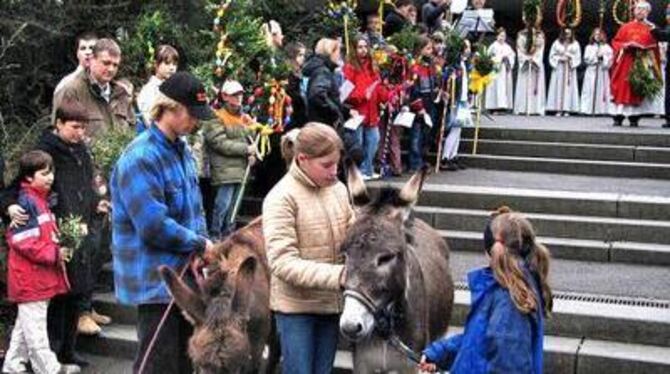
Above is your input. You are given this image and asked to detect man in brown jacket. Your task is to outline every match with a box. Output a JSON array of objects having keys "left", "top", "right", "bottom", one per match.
[{"left": 52, "top": 38, "right": 135, "bottom": 140}]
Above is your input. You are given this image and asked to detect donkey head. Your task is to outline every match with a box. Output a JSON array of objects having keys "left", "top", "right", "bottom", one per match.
[
  {"left": 339, "top": 164, "right": 428, "bottom": 341},
  {"left": 159, "top": 245, "right": 257, "bottom": 374}
]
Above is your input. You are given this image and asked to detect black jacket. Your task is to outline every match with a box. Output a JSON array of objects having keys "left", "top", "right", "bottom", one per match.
[
  {"left": 422, "top": 1, "right": 449, "bottom": 32},
  {"left": 286, "top": 72, "right": 308, "bottom": 129},
  {"left": 303, "top": 54, "right": 344, "bottom": 126},
  {"left": 35, "top": 129, "right": 98, "bottom": 224},
  {"left": 384, "top": 9, "right": 409, "bottom": 37}
]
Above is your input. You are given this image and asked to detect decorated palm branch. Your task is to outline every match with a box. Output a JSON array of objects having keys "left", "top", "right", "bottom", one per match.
[
  {"left": 629, "top": 51, "right": 663, "bottom": 100},
  {"left": 522, "top": 0, "right": 543, "bottom": 54}
]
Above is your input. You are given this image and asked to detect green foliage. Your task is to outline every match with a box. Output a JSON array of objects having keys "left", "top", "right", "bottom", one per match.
[
  {"left": 90, "top": 127, "right": 136, "bottom": 178},
  {"left": 523, "top": 0, "right": 542, "bottom": 26},
  {"left": 473, "top": 44, "right": 496, "bottom": 76},
  {"left": 57, "top": 214, "right": 86, "bottom": 250},
  {"left": 387, "top": 26, "right": 421, "bottom": 55},
  {"left": 444, "top": 31, "right": 466, "bottom": 67},
  {"left": 629, "top": 54, "right": 663, "bottom": 101}
]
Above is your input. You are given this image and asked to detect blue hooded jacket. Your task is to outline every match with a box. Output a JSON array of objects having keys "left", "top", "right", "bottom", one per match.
[{"left": 423, "top": 266, "right": 545, "bottom": 374}]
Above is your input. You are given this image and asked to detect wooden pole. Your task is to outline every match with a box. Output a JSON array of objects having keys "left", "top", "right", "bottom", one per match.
[{"left": 473, "top": 94, "right": 483, "bottom": 155}]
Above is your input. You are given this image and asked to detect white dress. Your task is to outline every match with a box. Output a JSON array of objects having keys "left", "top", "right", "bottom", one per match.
[
  {"left": 485, "top": 41, "right": 516, "bottom": 110},
  {"left": 580, "top": 43, "right": 614, "bottom": 115},
  {"left": 514, "top": 30, "right": 546, "bottom": 115},
  {"left": 546, "top": 40, "right": 581, "bottom": 113}
]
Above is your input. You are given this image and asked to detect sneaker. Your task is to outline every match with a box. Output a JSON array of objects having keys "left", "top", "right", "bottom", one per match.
[
  {"left": 370, "top": 173, "right": 381, "bottom": 180},
  {"left": 77, "top": 314, "right": 101, "bottom": 336},
  {"left": 663, "top": 123, "right": 670, "bottom": 128},
  {"left": 361, "top": 175, "right": 372, "bottom": 181},
  {"left": 59, "top": 364, "right": 81, "bottom": 374},
  {"left": 91, "top": 309, "right": 112, "bottom": 325},
  {"left": 456, "top": 160, "right": 467, "bottom": 170}
]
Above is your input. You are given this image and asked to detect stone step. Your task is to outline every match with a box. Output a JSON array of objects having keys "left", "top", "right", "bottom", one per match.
[
  {"left": 247, "top": 181, "right": 670, "bottom": 223},
  {"left": 371, "top": 181, "right": 670, "bottom": 221},
  {"left": 462, "top": 127, "right": 670, "bottom": 147},
  {"left": 80, "top": 318, "right": 670, "bottom": 373},
  {"left": 441, "top": 229, "right": 670, "bottom": 266},
  {"left": 460, "top": 154, "right": 670, "bottom": 180},
  {"left": 415, "top": 206, "right": 670, "bottom": 246},
  {"left": 459, "top": 139, "right": 670, "bottom": 164}
]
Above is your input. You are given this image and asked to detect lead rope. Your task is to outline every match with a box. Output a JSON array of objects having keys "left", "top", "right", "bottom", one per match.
[{"left": 137, "top": 254, "right": 195, "bottom": 374}]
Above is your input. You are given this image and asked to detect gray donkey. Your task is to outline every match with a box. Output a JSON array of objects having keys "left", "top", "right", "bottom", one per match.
[{"left": 340, "top": 165, "right": 455, "bottom": 373}]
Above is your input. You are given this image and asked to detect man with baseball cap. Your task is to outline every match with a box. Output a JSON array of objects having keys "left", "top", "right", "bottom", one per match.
[{"left": 110, "top": 71, "right": 214, "bottom": 373}]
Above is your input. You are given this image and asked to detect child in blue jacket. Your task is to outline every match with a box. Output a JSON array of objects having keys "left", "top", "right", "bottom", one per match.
[{"left": 419, "top": 209, "right": 553, "bottom": 373}]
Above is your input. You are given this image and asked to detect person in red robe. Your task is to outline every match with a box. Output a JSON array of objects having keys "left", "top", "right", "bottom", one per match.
[{"left": 610, "top": 0, "right": 661, "bottom": 127}]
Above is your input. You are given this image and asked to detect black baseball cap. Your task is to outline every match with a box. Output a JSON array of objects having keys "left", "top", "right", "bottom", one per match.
[{"left": 159, "top": 71, "right": 213, "bottom": 120}]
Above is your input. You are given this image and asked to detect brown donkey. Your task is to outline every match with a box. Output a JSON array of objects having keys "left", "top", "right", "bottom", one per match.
[
  {"left": 159, "top": 218, "right": 274, "bottom": 374},
  {"left": 340, "top": 165, "right": 455, "bottom": 373}
]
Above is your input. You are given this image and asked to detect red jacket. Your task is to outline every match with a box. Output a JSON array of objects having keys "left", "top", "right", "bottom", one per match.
[
  {"left": 5, "top": 183, "right": 69, "bottom": 303},
  {"left": 343, "top": 58, "right": 389, "bottom": 127}
]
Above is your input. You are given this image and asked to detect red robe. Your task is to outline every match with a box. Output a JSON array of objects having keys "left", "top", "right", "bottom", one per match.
[{"left": 610, "top": 21, "right": 661, "bottom": 106}]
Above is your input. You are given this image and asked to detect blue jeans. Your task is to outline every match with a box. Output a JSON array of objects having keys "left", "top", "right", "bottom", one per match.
[
  {"left": 408, "top": 120, "right": 424, "bottom": 171},
  {"left": 210, "top": 183, "right": 240, "bottom": 239},
  {"left": 275, "top": 313, "right": 340, "bottom": 374},
  {"left": 355, "top": 126, "right": 380, "bottom": 176}
]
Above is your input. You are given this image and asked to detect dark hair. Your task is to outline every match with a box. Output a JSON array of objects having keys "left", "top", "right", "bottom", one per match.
[
  {"left": 496, "top": 27, "right": 507, "bottom": 36},
  {"left": 75, "top": 31, "right": 98, "bottom": 51},
  {"left": 414, "top": 35, "right": 432, "bottom": 55},
  {"left": 93, "top": 38, "right": 121, "bottom": 57},
  {"left": 155, "top": 44, "right": 179, "bottom": 66},
  {"left": 18, "top": 150, "right": 53, "bottom": 182},
  {"left": 395, "top": 0, "right": 413, "bottom": 8},
  {"left": 55, "top": 98, "right": 89, "bottom": 123},
  {"left": 560, "top": 28, "right": 574, "bottom": 43},
  {"left": 285, "top": 41, "right": 306, "bottom": 61},
  {"left": 589, "top": 28, "right": 608, "bottom": 43}
]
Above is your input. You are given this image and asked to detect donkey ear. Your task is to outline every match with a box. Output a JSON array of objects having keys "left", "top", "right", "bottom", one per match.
[
  {"left": 398, "top": 165, "right": 429, "bottom": 207},
  {"left": 347, "top": 160, "right": 370, "bottom": 206},
  {"left": 159, "top": 265, "right": 206, "bottom": 326},
  {"left": 232, "top": 256, "right": 257, "bottom": 315}
]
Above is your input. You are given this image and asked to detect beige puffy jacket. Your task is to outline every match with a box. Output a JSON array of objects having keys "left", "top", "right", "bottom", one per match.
[{"left": 263, "top": 162, "right": 353, "bottom": 314}]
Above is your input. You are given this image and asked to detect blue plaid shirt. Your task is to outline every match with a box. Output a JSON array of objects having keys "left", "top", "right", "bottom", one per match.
[{"left": 110, "top": 125, "right": 207, "bottom": 305}]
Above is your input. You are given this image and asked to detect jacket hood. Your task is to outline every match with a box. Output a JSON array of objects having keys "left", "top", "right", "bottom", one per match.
[
  {"left": 467, "top": 267, "right": 500, "bottom": 307},
  {"left": 303, "top": 54, "right": 338, "bottom": 77}
]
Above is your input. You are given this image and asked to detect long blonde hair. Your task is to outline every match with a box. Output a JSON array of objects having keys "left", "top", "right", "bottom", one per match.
[{"left": 489, "top": 212, "right": 553, "bottom": 316}]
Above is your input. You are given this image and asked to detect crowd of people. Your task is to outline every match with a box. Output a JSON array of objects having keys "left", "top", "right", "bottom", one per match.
[{"left": 1, "top": 0, "right": 668, "bottom": 373}]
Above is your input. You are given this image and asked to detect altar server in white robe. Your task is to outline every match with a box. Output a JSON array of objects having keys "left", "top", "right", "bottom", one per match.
[
  {"left": 580, "top": 28, "right": 615, "bottom": 116},
  {"left": 653, "top": 42, "right": 668, "bottom": 116},
  {"left": 547, "top": 28, "right": 582, "bottom": 116},
  {"left": 486, "top": 28, "right": 516, "bottom": 112},
  {"left": 514, "top": 28, "right": 546, "bottom": 115}
]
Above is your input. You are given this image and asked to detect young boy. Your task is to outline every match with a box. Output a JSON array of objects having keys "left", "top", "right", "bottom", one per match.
[
  {"left": 2, "top": 150, "right": 80, "bottom": 374},
  {"left": 204, "top": 80, "right": 256, "bottom": 239}
]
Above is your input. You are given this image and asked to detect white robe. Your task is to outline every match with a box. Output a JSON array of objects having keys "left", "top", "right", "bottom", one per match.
[
  {"left": 653, "top": 42, "right": 667, "bottom": 115},
  {"left": 485, "top": 41, "right": 516, "bottom": 110},
  {"left": 546, "top": 40, "right": 581, "bottom": 113},
  {"left": 580, "top": 43, "right": 614, "bottom": 115},
  {"left": 514, "top": 30, "right": 546, "bottom": 115}
]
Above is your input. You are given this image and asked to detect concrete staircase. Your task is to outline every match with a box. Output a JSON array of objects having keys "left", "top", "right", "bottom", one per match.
[{"left": 79, "top": 119, "right": 670, "bottom": 373}]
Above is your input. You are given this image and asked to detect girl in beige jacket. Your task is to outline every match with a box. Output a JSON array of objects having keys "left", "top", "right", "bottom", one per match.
[{"left": 263, "top": 123, "right": 353, "bottom": 374}]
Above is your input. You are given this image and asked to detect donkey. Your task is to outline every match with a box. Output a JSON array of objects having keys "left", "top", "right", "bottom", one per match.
[
  {"left": 159, "top": 218, "right": 274, "bottom": 374},
  {"left": 340, "top": 166, "right": 455, "bottom": 373}
]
